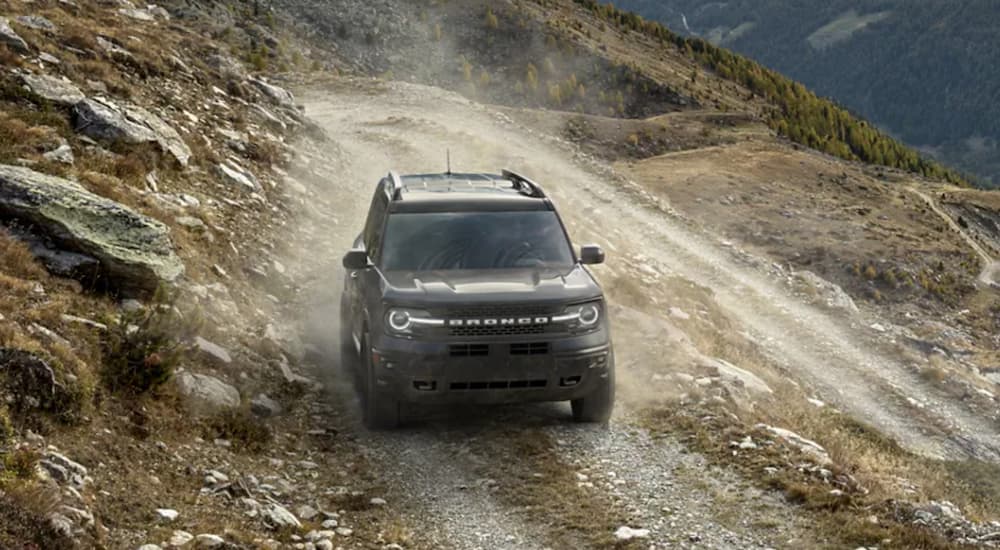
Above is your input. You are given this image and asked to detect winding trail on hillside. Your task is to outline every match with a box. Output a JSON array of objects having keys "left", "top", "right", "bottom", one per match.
[
  {"left": 287, "top": 79, "right": 1000, "bottom": 546},
  {"left": 907, "top": 187, "right": 999, "bottom": 286}
]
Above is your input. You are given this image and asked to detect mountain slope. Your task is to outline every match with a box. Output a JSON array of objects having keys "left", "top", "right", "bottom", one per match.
[{"left": 613, "top": 0, "right": 1000, "bottom": 188}]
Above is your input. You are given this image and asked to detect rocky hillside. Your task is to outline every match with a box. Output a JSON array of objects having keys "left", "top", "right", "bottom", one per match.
[
  {"left": 613, "top": 0, "right": 1000, "bottom": 188},
  {"left": 0, "top": 1, "right": 397, "bottom": 547}
]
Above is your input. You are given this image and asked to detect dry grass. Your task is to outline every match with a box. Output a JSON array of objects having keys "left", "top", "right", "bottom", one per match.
[
  {"left": 204, "top": 408, "right": 273, "bottom": 453},
  {"left": 0, "top": 230, "right": 47, "bottom": 281},
  {"left": 642, "top": 396, "right": 996, "bottom": 549},
  {"left": 0, "top": 480, "right": 66, "bottom": 548}
]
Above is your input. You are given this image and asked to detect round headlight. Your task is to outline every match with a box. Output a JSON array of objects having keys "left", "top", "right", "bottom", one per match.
[
  {"left": 388, "top": 309, "right": 411, "bottom": 331},
  {"left": 579, "top": 304, "right": 600, "bottom": 326}
]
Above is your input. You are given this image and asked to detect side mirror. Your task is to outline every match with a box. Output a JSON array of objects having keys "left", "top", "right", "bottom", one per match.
[
  {"left": 579, "top": 245, "right": 605, "bottom": 265},
  {"left": 343, "top": 249, "right": 371, "bottom": 270}
]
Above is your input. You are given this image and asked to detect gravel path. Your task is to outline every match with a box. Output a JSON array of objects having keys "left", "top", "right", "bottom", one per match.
[{"left": 284, "top": 78, "right": 1000, "bottom": 547}]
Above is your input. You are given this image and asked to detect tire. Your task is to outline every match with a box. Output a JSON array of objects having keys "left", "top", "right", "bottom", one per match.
[
  {"left": 571, "top": 353, "right": 615, "bottom": 423},
  {"left": 360, "top": 333, "right": 401, "bottom": 430},
  {"left": 339, "top": 323, "right": 356, "bottom": 373}
]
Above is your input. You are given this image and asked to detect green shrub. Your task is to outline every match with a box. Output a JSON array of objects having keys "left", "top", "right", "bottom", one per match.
[
  {"left": 100, "top": 290, "right": 200, "bottom": 395},
  {"left": 206, "top": 408, "right": 272, "bottom": 453}
]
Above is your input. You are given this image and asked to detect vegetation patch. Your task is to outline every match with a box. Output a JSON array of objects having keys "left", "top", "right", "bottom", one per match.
[
  {"left": 640, "top": 401, "right": 994, "bottom": 549},
  {"left": 100, "top": 291, "right": 200, "bottom": 396}
]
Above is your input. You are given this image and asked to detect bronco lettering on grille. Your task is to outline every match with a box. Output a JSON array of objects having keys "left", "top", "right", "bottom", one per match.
[{"left": 447, "top": 317, "right": 550, "bottom": 327}]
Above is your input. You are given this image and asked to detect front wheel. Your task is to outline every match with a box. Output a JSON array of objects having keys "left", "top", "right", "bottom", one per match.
[
  {"left": 360, "top": 333, "right": 401, "bottom": 430},
  {"left": 571, "top": 354, "right": 615, "bottom": 423}
]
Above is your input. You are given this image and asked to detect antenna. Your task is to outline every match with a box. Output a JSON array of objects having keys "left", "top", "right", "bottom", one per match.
[{"left": 446, "top": 149, "right": 452, "bottom": 175}]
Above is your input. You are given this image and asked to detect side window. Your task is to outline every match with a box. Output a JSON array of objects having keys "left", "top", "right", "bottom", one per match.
[{"left": 362, "top": 180, "right": 389, "bottom": 257}]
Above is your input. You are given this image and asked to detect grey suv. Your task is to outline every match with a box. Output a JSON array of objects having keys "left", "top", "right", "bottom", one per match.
[{"left": 340, "top": 170, "right": 614, "bottom": 428}]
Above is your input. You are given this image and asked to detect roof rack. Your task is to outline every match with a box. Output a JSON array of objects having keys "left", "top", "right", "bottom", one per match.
[
  {"left": 386, "top": 171, "right": 403, "bottom": 200},
  {"left": 501, "top": 169, "right": 546, "bottom": 198}
]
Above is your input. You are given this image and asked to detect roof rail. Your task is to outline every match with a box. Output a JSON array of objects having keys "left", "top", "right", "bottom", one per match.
[
  {"left": 386, "top": 171, "right": 403, "bottom": 200},
  {"left": 501, "top": 169, "right": 546, "bottom": 198}
]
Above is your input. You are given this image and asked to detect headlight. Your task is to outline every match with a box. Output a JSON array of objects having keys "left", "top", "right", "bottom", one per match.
[
  {"left": 553, "top": 301, "right": 603, "bottom": 332},
  {"left": 387, "top": 309, "right": 412, "bottom": 331},
  {"left": 385, "top": 308, "right": 443, "bottom": 335}
]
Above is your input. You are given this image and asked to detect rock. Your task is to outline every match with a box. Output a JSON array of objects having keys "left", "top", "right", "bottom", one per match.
[
  {"left": 0, "top": 18, "right": 29, "bottom": 53},
  {"left": 155, "top": 508, "right": 179, "bottom": 522},
  {"left": 793, "top": 270, "right": 859, "bottom": 314},
  {"left": 73, "top": 98, "right": 192, "bottom": 167},
  {"left": 148, "top": 6, "right": 171, "bottom": 20},
  {"left": 0, "top": 348, "right": 58, "bottom": 409},
  {"left": 370, "top": 497, "right": 387, "bottom": 506},
  {"left": 43, "top": 144, "right": 75, "bottom": 165},
  {"left": 315, "top": 541, "right": 333, "bottom": 550},
  {"left": 13, "top": 229, "right": 100, "bottom": 279},
  {"left": 169, "top": 531, "right": 194, "bottom": 546},
  {"left": 251, "top": 394, "right": 282, "bottom": 417},
  {"left": 262, "top": 503, "right": 301, "bottom": 530},
  {"left": 119, "top": 8, "right": 156, "bottom": 21},
  {"left": 216, "top": 161, "right": 259, "bottom": 191},
  {"left": 15, "top": 15, "right": 57, "bottom": 32},
  {"left": 194, "top": 534, "right": 225, "bottom": 548},
  {"left": 194, "top": 336, "right": 232, "bottom": 365},
  {"left": 207, "top": 53, "right": 246, "bottom": 79},
  {"left": 757, "top": 424, "right": 833, "bottom": 465},
  {"left": 702, "top": 358, "right": 773, "bottom": 396},
  {"left": 21, "top": 73, "right": 85, "bottom": 106},
  {"left": 174, "top": 372, "right": 240, "bottom": 416},
  {"left": 296, "top": 504, "right": 319, "bottom": 521},
  {"left": 249, "top": 77, "right": 296, "bottom": 109},
  {"left": 138, "top": 545, "right": 162, "bottom": 550},
  {"left": 41, "top": 451, "right": 88, "bottom": 489},
  {"left": 278, "top": 356, "right": 315, "bottom": 387},
  {"left": 38, "top": 52, "right": 60, "bottom": 65},
  {"left": 0, "top": 165, "right": 184, "bottom": 294},
  {"left": 48, "top": 512, "right": 74, "bottom": 538},
  {"left": 175, "top": 216, "right": 206, "bottom": 232},
  {"left": 614, "top": 526, "right": 650, "bottom": 540}
]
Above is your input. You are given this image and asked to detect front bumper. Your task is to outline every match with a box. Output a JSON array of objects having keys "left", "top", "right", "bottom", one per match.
[{"left": 369, "top": 331, "right": 613, "bottom": 404}]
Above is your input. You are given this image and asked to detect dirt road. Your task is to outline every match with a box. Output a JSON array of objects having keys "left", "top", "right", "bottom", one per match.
[{"left": 282, "top": 78, "right": 1000, "bottom": 547}]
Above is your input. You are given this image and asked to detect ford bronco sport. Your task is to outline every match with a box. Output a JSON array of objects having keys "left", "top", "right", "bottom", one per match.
[{"left": 340, "top": 170, "right": 614, "bottom": 428}]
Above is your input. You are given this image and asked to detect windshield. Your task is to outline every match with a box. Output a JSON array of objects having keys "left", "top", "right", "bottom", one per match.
[{"left": 380, "top": 211, "right": 575, "bottom": 271}]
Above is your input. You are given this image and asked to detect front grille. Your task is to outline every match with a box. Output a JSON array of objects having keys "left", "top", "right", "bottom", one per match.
[
  {"left": 450, "top": 379, "right": 547, "bottom": 391},
  {"left": 510, "top": 342, "right": 549, "bottom": 355},
  {"left": 449, "top": 344, "right": 489, "bottom": 357},
  {"left": 440, "top": 304, "right": 558, "bottom": 318},
  {"left": 449, "top": 324, "right": 548, "bottom": 337}
]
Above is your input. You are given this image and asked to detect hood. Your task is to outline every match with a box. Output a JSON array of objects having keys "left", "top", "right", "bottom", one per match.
[{"left": 380, "top": 266, "right": 602, "bottom": 306}]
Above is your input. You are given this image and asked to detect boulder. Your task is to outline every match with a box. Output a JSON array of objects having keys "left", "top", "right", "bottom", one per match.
[
  {"left": 792, "top": 270, "right": 859, "bottom": 314},
  {"left": 21, "top": 73, "right": 86, "bottom": 106},
  {"left": 14, "top": 15, "right": 57, "bottom": 32},
  {"left": 206, "top": 53, "right": 246, "bottom": 79},
  {"left": 119, "top": 8, "right": 156, "bottom": 22},
  {"left": 73, "top": 97, "right": 192, "bottom": 167},
  {"left": 250, "top": 394, "right": 282, "bottom": 417},
  {"left": 249, "top": 78, "right": 296, "bottom": 109},
  {"left": 0, "top": 164, "right": 184, "bottom": 295},
  {"left": 261, "top": 503, "right": 301, "bottom": 530},
  {"left": 43, "top": 143, "right": 76, "bottom": 165},
  {"left": 194, "top": 336, "right": 232, "bottom": 365},
  {"left": 174, "top": 372, "right": 240, "bottom": 416},
  {"left": 0, "top": 348, "right": 61, "bottom": 413},
  {"left": 757, "top": 424, "right": 833, "bottom": 465},
  {"left": 0, "top": 17, "right": 29, "bottom": 53},
  {"left": 216, "top": 161, "right": 259, "bottom": 191}
]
